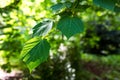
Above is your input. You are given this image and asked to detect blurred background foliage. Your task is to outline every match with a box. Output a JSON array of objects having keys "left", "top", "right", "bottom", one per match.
[{"left": 0, "top": 0, "right": 120, "bottom": 80}]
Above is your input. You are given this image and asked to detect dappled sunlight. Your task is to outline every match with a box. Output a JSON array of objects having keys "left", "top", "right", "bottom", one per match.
[{"left": 0, "top": 0, "right": 13, "bottom": 8}]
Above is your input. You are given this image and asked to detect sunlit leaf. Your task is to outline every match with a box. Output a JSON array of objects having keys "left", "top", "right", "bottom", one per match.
[
  {"left": 57, "top": 16, "right": 84, "bottom": 39},
  {"left": 20, "top": 37, "right": 50, "bottom": 72},
  {"left": 32, "top": 19, "right": 53, "bottom": 37}
]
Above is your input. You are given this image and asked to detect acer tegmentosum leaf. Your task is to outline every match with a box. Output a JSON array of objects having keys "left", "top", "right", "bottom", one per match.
[
  {"left": 32, "top": 19, "right": 53, "bottom": 37},
  {"left": 50, "top": 2, "right": 71, "bottom": 12},
  {"left": 51, "top": 3, "right": 65, "bottom": 12},
  {"left": 57, "top": 16, "right": 84, "bottom": 39},
  {"left": 93, "top": 0, "right": 116, "bottom": 11},
  {"left": 20, "top": 37, "right": 50, "bottom": 72}
]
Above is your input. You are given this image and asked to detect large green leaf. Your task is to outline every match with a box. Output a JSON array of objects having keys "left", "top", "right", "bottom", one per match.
[
  {"left": 32, "top": 19, "right": 53, "bottom": 37},
  {"left": 20, "top": 37, "right": 50, "bottom": 72},
  {"left": 93, "top": 0, "right": 116, "bottom": 11},
  {"left": 57, "top": 16, "right": 84, "bottom": 39}
]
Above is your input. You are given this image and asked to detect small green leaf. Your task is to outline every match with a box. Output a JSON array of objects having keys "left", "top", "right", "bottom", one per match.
[
  {"left": 57, "top": 16, "right": 84, "bottom": 39},
  {"left": 93, "top": 0, "right": 116, "bottom": 11},
  {"left": 32, "top": 19, "right": 53, "bottom": 37},
  {"left": 51, "top": 3, "right": 64, "bottom": 12},
  {"left": 20, "top": 37, "right": 50, "bottom": 72},
  {"left": 64, "top": 2, "right": 72, "bottom": 8},
  {"left": 50, "top": 2, "right": 72, "bottom": 12}
]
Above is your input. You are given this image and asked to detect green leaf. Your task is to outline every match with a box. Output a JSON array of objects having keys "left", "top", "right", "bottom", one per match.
[
  {"left": 32, "top": 19, "right": 53, "bottom": 37},
  {"left": 50, "top": 2, "right": 72, "bottom": 12},
  {"left": 57, "top": 16, "right": 84, "bottom": 39},
  {"left": 64, "top": 2, "right": 72, "bottom": 8},
  {"left": 20, "top": 37, "right": 50, "bottom": 72},
  {"left": 93, "top": 0, "right": 116, "bottom": 11},
  {"left": 51, "top": 3, "right": 64, "bottom": 12}
]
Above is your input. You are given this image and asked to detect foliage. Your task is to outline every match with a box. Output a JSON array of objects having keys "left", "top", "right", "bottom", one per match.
[
  {"left": 0, "top": 0, "right": 25, "bottom": 72},
  {"left": 0, "top": 0, "right": 120, "bottom": 80},
  {"left": 20, "top": 0, "right": 120, "bottom": 72},
  {"left": 21, "top": 0, "right": 85, "bottom": 71}
]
